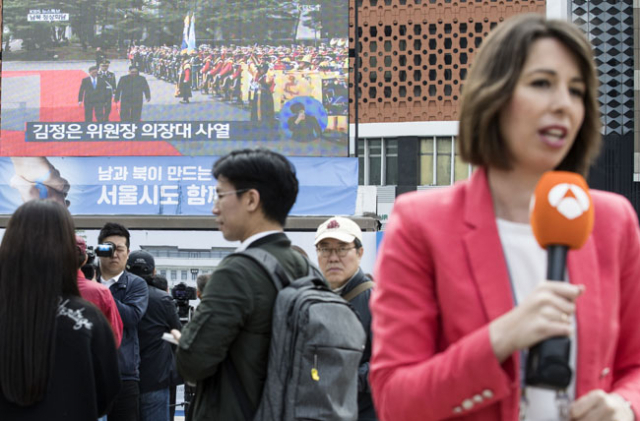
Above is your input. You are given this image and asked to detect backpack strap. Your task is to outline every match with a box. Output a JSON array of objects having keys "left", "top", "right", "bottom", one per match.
[
  {"left": 342, "top": 280, "right": 375, "bottom": 302},
  {"left": 235, "top": 248, "right": 292, "bottom": 290}
]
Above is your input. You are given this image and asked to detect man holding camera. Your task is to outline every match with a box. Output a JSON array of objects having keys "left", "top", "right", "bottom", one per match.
[
  {"left": 76, "top": 235, "right": 123, "bottom": 348},
  {"left": 126, "top": 250, "right": 182, "bottom": 421},
  {"left": 99, "top": 222, "right": 149, "bottom": 421}
]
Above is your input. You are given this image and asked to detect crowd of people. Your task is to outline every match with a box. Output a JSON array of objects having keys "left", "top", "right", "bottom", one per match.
[
  {"left": 4, "top": 13, "right": 640, "bottom": 421},
  {"left": 127, "top": 42, "right": 347, "bottom": 111}
]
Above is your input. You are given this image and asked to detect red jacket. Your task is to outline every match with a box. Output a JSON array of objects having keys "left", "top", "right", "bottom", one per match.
[
  {"left": 371, "top": 168, "right": 640, "bottom": 420},
  {"left": 77, "top": 270, "right": 123, "bottom": 348}
]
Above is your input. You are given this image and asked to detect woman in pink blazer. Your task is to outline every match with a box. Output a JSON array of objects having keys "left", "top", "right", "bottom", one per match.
[{"left": 371, "top": 14, "right": 640, "bottom": 421}]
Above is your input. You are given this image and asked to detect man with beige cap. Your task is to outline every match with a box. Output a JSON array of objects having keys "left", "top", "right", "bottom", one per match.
[{"left": 315, "top": 216, "right": 377, "bottom": 421}]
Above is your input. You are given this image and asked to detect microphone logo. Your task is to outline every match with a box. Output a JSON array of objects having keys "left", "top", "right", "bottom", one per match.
[{"left": 548, "top": 183, "right": 590, "bottom": 220}]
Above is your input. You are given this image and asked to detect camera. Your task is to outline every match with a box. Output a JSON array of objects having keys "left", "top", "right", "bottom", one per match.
[
  {"left": 81, "top": 246, "right": 99, "bottom": 280},
  {"left": 95, "top": 242, "right": 116, "bottom": 257},
  {"left": 171, "top": 282, "right": 197, "bottom": 322}
]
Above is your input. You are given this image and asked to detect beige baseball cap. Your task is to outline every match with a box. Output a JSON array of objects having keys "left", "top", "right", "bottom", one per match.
[{"left": 314, "top": 216, "right": 362, "bottom": 245}]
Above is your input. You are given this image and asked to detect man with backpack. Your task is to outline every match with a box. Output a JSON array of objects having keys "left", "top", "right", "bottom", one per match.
[
  {"left": 315, "top": 217, "right": 378, "bottom": 421},
  {"left": 174, "top": 149, "right": 364, "bottom": 421}
]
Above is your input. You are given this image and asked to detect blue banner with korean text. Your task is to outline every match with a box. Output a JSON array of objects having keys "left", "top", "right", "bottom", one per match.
[{"left": 0, "top": 156, "right": 357, "bottom": 216}]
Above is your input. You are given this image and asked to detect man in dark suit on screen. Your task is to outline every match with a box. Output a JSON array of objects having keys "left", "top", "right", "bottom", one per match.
[
  {"left": 98, "top": 60, "right": 117, "bottom": 122},
  {"left": 78, "top": 65, "right": 107, "bottom": 122},
  {"left": 115, "top": 66, "right": 151, "bottom": 122}
]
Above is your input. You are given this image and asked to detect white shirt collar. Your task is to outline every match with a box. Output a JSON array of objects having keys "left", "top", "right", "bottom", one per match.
[
  {"left": 100, "top": 270, "right": 125, "bottom": 288},
  {"left": 235, "top": 230, "right": 282, "bottom": 252}
]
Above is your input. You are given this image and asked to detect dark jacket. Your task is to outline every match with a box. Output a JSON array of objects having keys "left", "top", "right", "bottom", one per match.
[
  {"left": 99, "top": 70, "right": 117, "bottom": 97},
  {"left": 0, "top": 296, "right": 121, "bottom": 420},
  {"left": 138, "top": 284, "right": 182, "bottom": 393},
  {"left": 109, "top": 271, "right": 149, "bottom": 382},
  {"left": 176, "top": 233, "right": 309, "bottom": 421},
  {"left": 341, "top": 268, "right": 377, "bottom": 421},
  {"left": 115, "top": 74, "right": 150, "bottom": 104},
  {"left": 78, "top": 76, "right": 107, "bottom": 104}
]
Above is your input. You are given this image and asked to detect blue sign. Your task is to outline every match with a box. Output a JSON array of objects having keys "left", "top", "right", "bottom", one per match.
[{"left": 0, "top": 156, "right": 357, "bottom": 216}]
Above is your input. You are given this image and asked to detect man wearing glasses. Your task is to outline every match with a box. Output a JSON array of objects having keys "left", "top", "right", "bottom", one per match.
[
  {"left": 99, "top": 222, "right": 150, "bottom": 421},
  {"left": 174, "top": 148, "right": 310, "bottom": 421},
  {"left": 315, "top": 216, "right": 378, "bottom": 421}
]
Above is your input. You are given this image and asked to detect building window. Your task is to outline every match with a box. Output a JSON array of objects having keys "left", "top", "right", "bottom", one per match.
[
  {"left": 419, "top": 136, "right": 471, "bottom": 186},
  {"left": 171, "top": 270, "right": 177, "bottom": 281},
  {"left": 358, "top": 138, "right": 399, "bottom": 185},
  {"left": 181, "top": 270, "right": 188, "bottom": 281}
]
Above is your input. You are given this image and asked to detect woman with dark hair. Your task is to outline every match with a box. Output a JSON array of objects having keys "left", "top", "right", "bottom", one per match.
[
  {"left": 371, "top": 14, "right": 640, "bottom": 421},
  {"left": 0, "top": 199, "right": 120, "bottom": 420}
]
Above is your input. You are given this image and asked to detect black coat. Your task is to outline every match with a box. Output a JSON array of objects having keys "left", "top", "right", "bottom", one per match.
[
  {"left": 138, "top": 285, "right": 182, "bottom": 393},
  {"left": 0, "top": 296, "right": 121, "bottom": 420},
  {"left": 340, "top": 268, "right": 378, "bottom": 421},
  {"left": 115, "top": 74, "right": 150, "bottom": 104},
  {"left": 99, "top": 70, "right": 117, "bottom": 97},
  {"left": 78, "top": 76, "right": 107, "bottom": 104}
]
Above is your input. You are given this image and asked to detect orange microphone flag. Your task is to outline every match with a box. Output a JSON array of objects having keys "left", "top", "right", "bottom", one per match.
[{"left": 530, "top": 171, "right": 594, "bottom": 250}]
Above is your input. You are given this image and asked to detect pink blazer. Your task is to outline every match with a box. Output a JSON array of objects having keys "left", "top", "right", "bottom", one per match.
[{"left": 371, "top": 168, "right": 640, "bottom": 420}]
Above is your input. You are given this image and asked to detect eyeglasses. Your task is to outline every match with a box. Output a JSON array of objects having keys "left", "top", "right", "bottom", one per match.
[
  {"left": 316, "top": 246, "right": 357, "bottom": 258},
  {"left": 213, "top": 188, "right": 249, "bottom": 203}
]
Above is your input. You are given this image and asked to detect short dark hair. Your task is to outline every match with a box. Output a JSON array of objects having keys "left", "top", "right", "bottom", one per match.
[
  {"left": 98, "top": 222, "right": 131, "bottom": 249},
  {"left": 102, "top": 60, "right": 110, "bottom": 65},
  {"left": 290, "top": 102, "right": 305, "bottom": 113},
  {"left": 129, "top": 65, "right": 138, "bottom": 71},
  {"left": 212, "top": 148, "right": 299, "bottom": 226},
  {"left": 354, "top": 238, "right": 363, "bottom": 250},
  {"left": 196, "top": 273, "right": 211, "bottom": 294},
  {"left": 88, "top": 65, "right": 98, "bottom": 72},
  {"left": 458, "top": 13, "right": 601, "bottom": 176}
]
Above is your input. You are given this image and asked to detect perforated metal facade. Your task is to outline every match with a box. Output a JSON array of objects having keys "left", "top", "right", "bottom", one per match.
[
  {"left": 572, "top": 0, "right": 634, "bottom": 136},
  {"left": 348, "top": 0, "right": 546, "bottom": 124}
]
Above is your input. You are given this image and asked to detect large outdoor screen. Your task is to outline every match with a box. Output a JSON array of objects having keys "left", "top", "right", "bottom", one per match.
[{"left": 1, "top": 1, "right": 349, "bottom": 157}]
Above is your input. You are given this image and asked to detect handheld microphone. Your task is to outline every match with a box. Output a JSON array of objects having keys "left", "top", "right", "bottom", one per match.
[{"left": 526, "top": 171, "right": 594, "bottom": 389}]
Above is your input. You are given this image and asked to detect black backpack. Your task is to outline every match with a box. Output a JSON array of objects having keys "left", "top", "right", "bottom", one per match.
[{"left": 226, "top": 248, "right": 366, "bottom": 421}]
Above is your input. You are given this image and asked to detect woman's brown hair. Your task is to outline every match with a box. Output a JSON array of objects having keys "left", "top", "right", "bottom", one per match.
[{"left": 458, "top": 13, "right": 601, "bottom": 176}]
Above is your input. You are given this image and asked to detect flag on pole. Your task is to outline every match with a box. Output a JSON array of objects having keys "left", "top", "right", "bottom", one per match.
[
  {"left": 181, "top": 14, "right": 190, "bottom": 54},
  {"left": 187, "top": 14, "right": 196, "bottom": 53}
]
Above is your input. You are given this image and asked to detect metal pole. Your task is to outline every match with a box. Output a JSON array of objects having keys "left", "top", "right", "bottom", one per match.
[{"left": 353, "top": 0, "right": 359, "bottom": 158}]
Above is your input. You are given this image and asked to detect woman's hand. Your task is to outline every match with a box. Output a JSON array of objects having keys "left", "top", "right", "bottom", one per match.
[
  {"left": 570, "top": 390, "right": 635, "bottom": 421},
  {"left": 489, "top": 281, "right": 584, "bottom": 362}
]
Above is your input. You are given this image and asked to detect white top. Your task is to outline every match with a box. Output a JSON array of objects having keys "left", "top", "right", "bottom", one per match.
[
  {"left": 496, "top": 218, "right": 577, "bottom": 421},
  {"left": 235, "top": 230, "right": 283, "bottom": 252},
  {"left": 100, "top": 270, "right": 125, "bottom": 289}
]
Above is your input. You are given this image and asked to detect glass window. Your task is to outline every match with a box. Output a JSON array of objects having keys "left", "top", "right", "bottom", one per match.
[
  {"left": 436, "top": 137, "right": 452, "bottom": 186},
  {"left": 454, "top": 139, "right": 470, "bottom": 182},
  {"left": 369, "top": 139, "right": 382, "bottom": 186},
  {"left": 385, "top": 139, "right": 398, "bottom": 185},
  {"left": 181, "top": 271, "right": 188, "bottom": 280},
  {"left": 171, "top": 270, "right": 177, "bottom": 281},
  {"left": 419, "top": 138, "right": 434, "bottom": 185}
]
